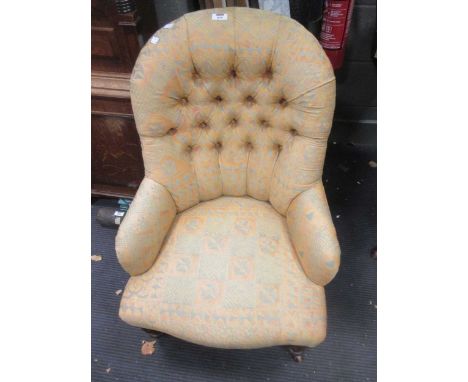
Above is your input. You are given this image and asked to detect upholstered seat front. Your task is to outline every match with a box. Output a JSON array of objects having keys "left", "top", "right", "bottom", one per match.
[
  {"left": 119, "top": 196, "right": 326, "bottom": 348},
  {"left": 116, "top": 7, "right": 340, "bottom": 350}
]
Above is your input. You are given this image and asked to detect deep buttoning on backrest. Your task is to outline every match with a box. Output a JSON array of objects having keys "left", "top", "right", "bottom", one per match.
[{"left": 130, "top": 7, "right": 336, "bottom": 215}]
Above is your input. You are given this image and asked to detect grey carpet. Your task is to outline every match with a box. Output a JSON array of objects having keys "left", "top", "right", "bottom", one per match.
[{"left": 91, "top": 141, "right": 377, "bottom": 382}]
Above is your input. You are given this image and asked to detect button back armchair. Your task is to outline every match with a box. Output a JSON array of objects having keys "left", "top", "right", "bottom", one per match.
[{"left": 116, "top": 7, "right": 340, "bottom": 360}]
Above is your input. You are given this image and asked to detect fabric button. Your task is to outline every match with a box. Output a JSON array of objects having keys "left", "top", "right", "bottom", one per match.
[
  {"left": 259, "top": 119, "right": 270, "bottom": 128},
  {"left": 245, "top": 95, "right": 255, "bottom": 105}
]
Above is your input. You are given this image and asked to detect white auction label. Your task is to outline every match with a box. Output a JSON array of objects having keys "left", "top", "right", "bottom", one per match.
[
  {"left": 163, "top": 23, "right": 174, "bottom": 29},
  {"left": 212, "top": 13, "right": 228, "bottom": 21},
  {"left": 150, "top": 36, "right": 160, "bottom": 44}
]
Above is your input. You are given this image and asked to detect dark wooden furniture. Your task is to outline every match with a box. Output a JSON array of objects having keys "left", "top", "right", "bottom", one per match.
[
  {"left": 198, "top": 0, "right": 256, "bottom": 9},
  {"left": 92, "top": 73, "right": 143, "bottom": 198},
  {"left": 92, "top": 0, "right": 156, "bottom": 198}
]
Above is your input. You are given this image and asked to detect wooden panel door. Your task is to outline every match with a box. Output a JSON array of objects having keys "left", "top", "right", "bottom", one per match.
[
  {"left": 91, "top": 0, "right": 141, "bottom": 74},
  {"left": 91, "top": 111, "right": 144, "bottom": 197}
]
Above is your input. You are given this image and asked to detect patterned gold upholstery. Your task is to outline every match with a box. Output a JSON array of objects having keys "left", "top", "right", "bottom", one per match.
[
  {"left": 119, "top": 196, "right": 327, "bottom": 348},
  {"left": 116, "top": 7, "right": 340, "bottom": 349}
]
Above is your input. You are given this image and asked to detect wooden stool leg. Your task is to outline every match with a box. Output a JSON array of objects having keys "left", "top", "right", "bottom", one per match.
[
  {"left": 141, "top": 328, "right": 165, "bottom": 338},
  {"left": 287, "top": 346, "right": 306, "bottom": 362}
]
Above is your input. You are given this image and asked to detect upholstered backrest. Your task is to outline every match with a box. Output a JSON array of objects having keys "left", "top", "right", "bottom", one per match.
[{"left": 130, "top": 7, "right": 335, "bottom": 215}]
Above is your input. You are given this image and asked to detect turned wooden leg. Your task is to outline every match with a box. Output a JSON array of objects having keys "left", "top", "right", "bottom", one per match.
[
  {"left": 287, "top": 346, "right": 306, "bottom": 363},
  {"left": 141, "top": 328, "right": 165, "bottom": 338}
]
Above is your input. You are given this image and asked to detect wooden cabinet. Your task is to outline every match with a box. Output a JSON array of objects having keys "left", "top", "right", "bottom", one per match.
[
  {"left": 91, "top": 0, "right": 156, "bottom": 198},
  {"left": 198, "top": 0, "right": 252, "bottom": 7},
  {"left": 91, "top": 73, "right": 144, "bottom": 197}
]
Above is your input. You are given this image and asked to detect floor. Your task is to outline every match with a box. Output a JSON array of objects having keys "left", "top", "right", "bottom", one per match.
[{"left": 91, "top": 141, "right": 377, "bottom": 382}]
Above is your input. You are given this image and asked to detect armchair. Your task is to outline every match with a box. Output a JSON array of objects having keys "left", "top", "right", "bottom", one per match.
[{"left": 116, "top": 7, "right": 340, "bottom": 359}]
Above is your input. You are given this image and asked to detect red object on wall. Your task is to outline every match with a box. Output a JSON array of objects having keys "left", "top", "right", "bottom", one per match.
[{"left": 319, "top": 0, "right": 355, "bottom": 70}]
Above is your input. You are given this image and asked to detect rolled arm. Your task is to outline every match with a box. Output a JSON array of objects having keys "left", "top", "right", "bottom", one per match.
[
  {"left": 115, "top": 178, "right": 176, "bottom": 276},
  {"left": 286, "top": 182, "right": 340, "bottom": 286}
]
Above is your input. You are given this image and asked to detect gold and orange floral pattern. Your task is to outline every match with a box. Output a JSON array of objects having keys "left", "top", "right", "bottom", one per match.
[
  {"left": 116, "top": 7, "right": 340, "bottom": 349},
  {"left": 115, "top": 178, "right": 176, "bottom": 276},
  {"left": 287, "top": 182, "right": 340, "bottom": 286},
  {"left": 119, "top": 197, "right": 327, "bottom": 348}
]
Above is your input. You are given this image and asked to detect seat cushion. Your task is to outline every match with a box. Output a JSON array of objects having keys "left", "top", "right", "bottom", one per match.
[{"left": 119, "top": 196, "right": 327, "bottom": 349}]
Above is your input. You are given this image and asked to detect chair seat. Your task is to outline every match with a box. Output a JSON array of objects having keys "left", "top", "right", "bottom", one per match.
[{"left": 119, "top": 196, "right": 327, "bottom": 349}]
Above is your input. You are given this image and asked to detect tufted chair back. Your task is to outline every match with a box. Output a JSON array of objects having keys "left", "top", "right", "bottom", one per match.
[{"left": 130, "top": 7, "right": 335, "bottom": 215}]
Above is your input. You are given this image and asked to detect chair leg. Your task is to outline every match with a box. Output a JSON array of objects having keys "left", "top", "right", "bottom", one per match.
[
  {"left": 141, "top": 328, "right": 165, "bottom": 338},
  {"left": 287, "top": 346, "right": 306, "bottom": 363}
]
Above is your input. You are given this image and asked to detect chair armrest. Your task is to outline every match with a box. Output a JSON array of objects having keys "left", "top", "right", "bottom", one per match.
[
  {"left": 115, "top": 178, "right": 176, "bottom": 276},
  {"left": 286, "top": 182, "right": 340, "bottom": 286}
]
